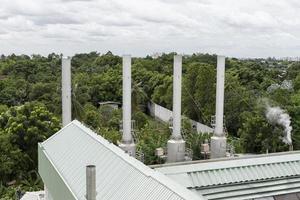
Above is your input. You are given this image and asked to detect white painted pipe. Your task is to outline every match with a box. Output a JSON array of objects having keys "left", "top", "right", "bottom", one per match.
[
  {"left": 86, "top": 165, "right": 96, "bottom": 200},
  {"left": 122, "top": 55, "right": 132, "bottom": 143},
  {"left": 215, "top": 55, "right": 225, "bottom": 137},
  {"left": 62, "top": 57, "right": 72, "bottom": 127},
  {"left": 172, "top": 55, "right": 182, "bottom": 139}
]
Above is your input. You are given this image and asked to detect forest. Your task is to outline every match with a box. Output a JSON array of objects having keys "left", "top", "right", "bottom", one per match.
[{"left": 0, "top": 52, "right": 300, "bottom": 199}]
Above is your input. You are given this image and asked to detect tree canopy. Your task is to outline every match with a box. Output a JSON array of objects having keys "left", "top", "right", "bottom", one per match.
[{"left": 0, "top": 52, "right": 299, "bottom": 198}]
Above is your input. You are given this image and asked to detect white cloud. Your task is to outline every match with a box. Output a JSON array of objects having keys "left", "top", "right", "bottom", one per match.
[{"left": 0, "top": 0, "right": 300, "bottom": 57}]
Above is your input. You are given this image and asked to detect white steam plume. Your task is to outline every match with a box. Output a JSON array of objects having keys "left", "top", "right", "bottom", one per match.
[{"left": 265, "top": 105, "right": 293, "bottom": 145}]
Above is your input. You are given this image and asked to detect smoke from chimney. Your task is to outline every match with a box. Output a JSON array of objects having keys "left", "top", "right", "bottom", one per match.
[{"left": 265, "top": 105, "right": 293, "bottom": 145}]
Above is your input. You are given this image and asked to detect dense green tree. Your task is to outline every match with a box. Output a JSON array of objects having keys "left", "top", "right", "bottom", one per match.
[
  {"left": 224, "top": 73, "right": 254, "bottom": 135},
  {"left": 0, "top": 78, "right": 29, "bottom": 106},
  {"left": 238, "top": 106, "right": 289, "bottom": 153},
  {"left": 136, "top": 123, "right": 169, "bottom": 165},
  {"left": 152, "top": 76, "right": 173, "bottom": 109},
  {"left": 289, "top": 91, "right": 300, "bottom": 149},
  {"left": 89, "top": 68, "right": 122, "bottom": 105},
  {"left": 0, "top": 103, "right": 60, "bottom": 176},
  {"left": 182, "top": 63, "right": 215, "bottom": 124},
  {"left": 287, "top": 62, "right": 300, "bottom": 80},
  {"left": 293, "top": 74, "right": 300, "bottom": 91},
  {"left": 0, "top": 52, "right": 299, "bottom": 197}
]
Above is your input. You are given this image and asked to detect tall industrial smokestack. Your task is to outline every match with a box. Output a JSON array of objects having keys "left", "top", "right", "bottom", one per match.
[
  {"left": 62, "top": 57, "right": 72, "bottom": 127},
  {"left": 167, "top": 55, "right": 186, "bottom": 163},
  {"left": 211, "top": 55, "right": 227, "bottom": 158},
  {"left": 119, "top": 55, "right": 136, "bottom": 157}
]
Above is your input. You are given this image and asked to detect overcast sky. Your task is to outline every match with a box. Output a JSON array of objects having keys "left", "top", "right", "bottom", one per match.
[{"left": 1, "top": 0, "right": 300, "bottom": 58}]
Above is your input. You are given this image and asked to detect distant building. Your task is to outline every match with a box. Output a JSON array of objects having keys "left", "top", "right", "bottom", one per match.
[{"left": 98, "top": 101, "right": 121, "bottom": 110}]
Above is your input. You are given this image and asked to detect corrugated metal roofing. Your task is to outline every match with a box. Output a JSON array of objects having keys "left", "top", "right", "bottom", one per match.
[
  {"left": 195, "top": 177, "right": 300, "bottom": 200},
  {"left": 188, "top": 160, "right": 300, "bottom": 188},
  {"left": 153, "top": 151, "right": 300, "bottom": 200},
  {"left": 39, "top": 120, "right": 203, "bottom": 200}
]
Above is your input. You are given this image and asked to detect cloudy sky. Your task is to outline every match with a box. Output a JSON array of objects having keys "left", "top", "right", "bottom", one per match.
[{"left": 1, "top": 0, "right": 300, "bottom": 58}]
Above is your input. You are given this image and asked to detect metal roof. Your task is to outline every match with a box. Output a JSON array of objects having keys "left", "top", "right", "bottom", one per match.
[
  {"left": 153, "top": 151, "right": 300, "bottom": 200},
  {"left": 38, "top": 120, "right": 204, "bottom": 200},
  {"left": 189, "top": 160, "right": 300, "bottom": 187}
]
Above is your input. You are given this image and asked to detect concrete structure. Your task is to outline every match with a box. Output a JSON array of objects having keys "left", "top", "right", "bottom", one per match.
[
  {"left": 147, "top": 102, "right": 214, "bottom": 133},
  {"left": 152, "top": 151, "right": 300, "bottom": 200},
  {"left": 98, "top": 101, "right": 121, "bottom": 110},
  {"left": 61, "top": 57, "right": 72, "bottom": 127},
  {"left": 211, "top": 55, "right": 226, "bottom": 158},
  {"left": 119, "top": 55, "right": 136, "bottom": 157},
  {"left": 38, "top": 120, "right": 204, "bottom": 200},
  {"left": 20, "top": 191, "right": 45, "bottom": 200},
  {"left": 167, "top": 55, "right": 186, "bottom": 163}
]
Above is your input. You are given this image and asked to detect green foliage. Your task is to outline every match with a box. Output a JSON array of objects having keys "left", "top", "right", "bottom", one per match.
[
  {"left": 82, "top": 104, "right": 101, "bottom": 129},
  {"left": 0, "top": 78, "right": 29, "bottom": 106},
  {"left": 0, "top": 102, "right": 60, "bottom": 184},
  {"left": 133, "top": 111, "right": 148, "bottom": 129},
  {"left": 152, "top": 76, "right": 173, "bottom": 109},
  {"left": 238, "top": 105, "right": 289, "bottom": 153},
  {"left": 290, "top": 91, "right": 300, "bottom": 149},
  {"left": 0, "top": 52, "right": 299, "bottom": 196},
  {"left": 287, "top": 62, "right": 300, "bottom": 79},
  {"left": 293, "top": 74, "right": 300, "bottom": 91},
  {"left": 224, "top": 72, "right": 254, "bottom": 135},
  {"left": 185, "top": 131, "right": 211, "bottom": 160},
  {"left": 89, "top": 68, "right": 122, "bottom": 105},
  {"left": 99, "top": 106, "right": 121, "bottom": 129},
  {"left": 182, "top": 63, "right": 215, "bottom": 124},
  {"left": 98, "top": 128, "right": 121, "bottom": 145},
  {"left": 0, "top": 183, "right": 18, "bottom": 200},
  {"left": 136, "top": 123, "right": 169, "bottom": 165},
  {"left": 29, "top": 82, "right": 60, "bottom": 113}
]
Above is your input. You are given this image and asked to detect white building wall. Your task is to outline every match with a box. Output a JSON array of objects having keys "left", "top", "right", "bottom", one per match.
[{"left": 148, "top": 102, "right": 213, "bottom": 133}]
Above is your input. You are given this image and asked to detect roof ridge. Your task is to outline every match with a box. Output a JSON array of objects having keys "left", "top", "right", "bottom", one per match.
[{"left": 43, "top": 119, "right": 204, "bottom": 200}]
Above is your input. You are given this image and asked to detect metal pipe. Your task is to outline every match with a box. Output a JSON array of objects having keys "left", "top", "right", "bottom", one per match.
[
  {"left": 172, "top": 55, "right": 182, "bottom": 139},
  {"left": 86, "top": 165, "right": 96, "bottom": 200},
  {"left": 62, "top": 57, "right": 72, "bottom": 127},
  {"left": 122, "top": 55, "right": 132, "bottom": 143},
  {"left": 214, "top": 55, "right": 225, "bottom": 137}
]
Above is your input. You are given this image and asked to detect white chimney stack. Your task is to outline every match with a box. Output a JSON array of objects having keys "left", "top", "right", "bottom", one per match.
[
  {"left": 62, "top": 57, "right": 72, "bottom": 127},
  {"left": 119, "top": 55, "right": 136, "bottom": 157},
  {"left": 211, "top": 55, "right": 227, "bottom": 158},
  {"left": 167, "top": 55, "right": 186, "bottom": 163},
  {"left": 172, "top": 55, "right": 182, "bottom": 139}
]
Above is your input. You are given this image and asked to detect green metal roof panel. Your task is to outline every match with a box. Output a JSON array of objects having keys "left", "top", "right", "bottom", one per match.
[
  {"left": 196, "top": 177, "right": 300, "bottom": 200},
  {"left": 187, "top": 160, "right": 300, "bottom": 188},
  {"left": 39, "top": 120, "right": 204, "bottom": 200},
  {"left": 153, "top": 151, "right": 300, "bottom": 199}
]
